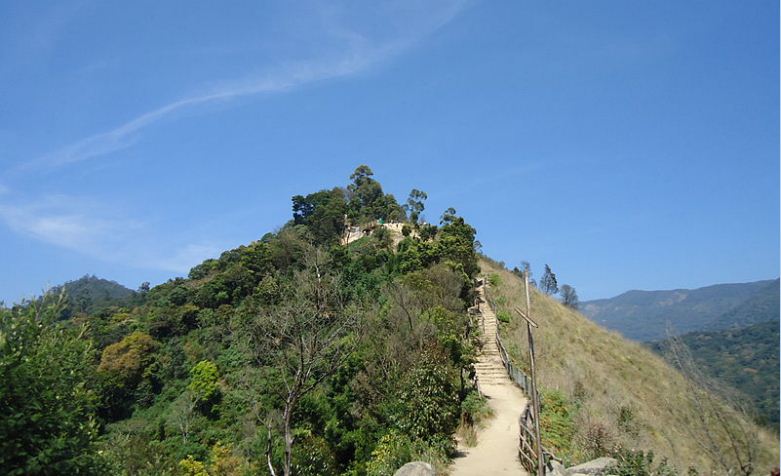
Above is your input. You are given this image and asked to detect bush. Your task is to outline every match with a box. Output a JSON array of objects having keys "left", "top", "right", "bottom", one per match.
[
  {"left": 395, "top": 352, "right": 459, "bottom": 441},
  {"left": 539, "top": 389, "right": 576, "bottom": 457},
  {"left": 497, "top": 310, "right": 511, "bottom": 324},
  {"left": 608, "top": 449, "right": 680, "bottom": 476},
  {"left": 365, "top": 432, "right": 413, "bottom": 476},
  {"left": 578, "top": 421, "right": 614, "bottom": 460},
  {"left": 461, "top": 390, "right": 492, "bottom": 426}
]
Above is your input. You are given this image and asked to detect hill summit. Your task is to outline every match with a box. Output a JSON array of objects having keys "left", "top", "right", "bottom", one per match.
[{"left": 1, "top": 166, "right": 777, "bottom": 476}]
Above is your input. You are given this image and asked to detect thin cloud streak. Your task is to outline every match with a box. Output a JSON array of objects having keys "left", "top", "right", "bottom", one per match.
[
  {"left": 20, "top": 0, "right": 468, "bottom": 172},
  {"left": 2, "top": 0, "right": 469, "bottom": 276},
  {"left": 0, "top": 195, "right": 219, "bottom": 273}
]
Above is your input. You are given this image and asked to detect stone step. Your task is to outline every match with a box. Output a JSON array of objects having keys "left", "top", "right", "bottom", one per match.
[{"left": 476, "top": 372, "right": 509, "bottom": 378}]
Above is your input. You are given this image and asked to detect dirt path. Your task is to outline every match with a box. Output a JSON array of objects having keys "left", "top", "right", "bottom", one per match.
[{"left": 450, "top": 285, "right": 529, "bottom": 476}]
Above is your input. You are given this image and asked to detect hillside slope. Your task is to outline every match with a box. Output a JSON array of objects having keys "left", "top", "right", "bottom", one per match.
[
  {"left": 580, "top": 279, "right": 779, "bottom": 341},
  {"left": 650, "top": 321, "right": 780, "bottom": 428},
  {"left": 481, "top": 258, "right": 779, "bottom": 474}
]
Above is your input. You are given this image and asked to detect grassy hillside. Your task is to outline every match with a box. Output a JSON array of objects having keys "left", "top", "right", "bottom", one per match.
[
  {"left": 650, "top": 321, "right": 780, "bottom": 428},
  {"left": 481, "top": 258, "right": 779, "bottom": 474},
  {"left": 580, "top": 279, "right": 779, "bottom": 341}
]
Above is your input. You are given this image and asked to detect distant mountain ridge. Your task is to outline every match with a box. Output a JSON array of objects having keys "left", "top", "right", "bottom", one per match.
[
  {"left": 49, "top": 275, "right": 136, "bottom": 315},
  {"left": 580, "top": 279, "right": 779, "bottom": 341}
]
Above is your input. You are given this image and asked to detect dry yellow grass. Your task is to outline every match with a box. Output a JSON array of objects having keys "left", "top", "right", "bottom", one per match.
[{"left": 480, "top": 258, "right": 779, "bottom": 474}]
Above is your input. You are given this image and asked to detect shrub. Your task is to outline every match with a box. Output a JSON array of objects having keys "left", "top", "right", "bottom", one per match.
[
  {"left": 395, "top": 352, "right": 459, "bottom": 441},
  {"left": 539, "top": 389, "right": 576, "bottom": 457},
  {"left": 608, "top": 449, "right": 680, "bottom": 476},
  {"left": 365, "top": 432, "right": 413, "bottom": 476},
  {"left": 497, "top": 310, "right": 511, "bottom": 324},
  {"left": 179, "top": 455, "right": 208, "bottom": 476},
  {"left": 292, "top": 435, "right": 338, "bottom": 476},
  {"left": 578, "top": 421, "right": 614, "bottom": 460},
  {"left": 188, "top": 360, "right": 220, "bottom": 406},
  {"left": 461, "top": 390, "right": 492, "bottom": 426}
]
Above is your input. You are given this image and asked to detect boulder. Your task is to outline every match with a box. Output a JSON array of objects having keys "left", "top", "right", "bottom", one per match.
[
  {"left": 565, "top": 457, "right": 618, "bottom": 475},
  {"left": 394, "top": 461, "right": 436, "bottom": 476},
  {"left": 547, "top": 460, "right": 567, "bottom": 476}
]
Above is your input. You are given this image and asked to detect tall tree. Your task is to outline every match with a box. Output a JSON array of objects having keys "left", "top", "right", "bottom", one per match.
[
  {"left": 291, "top": 188, "right": 347, "bottom": 244},
  {"left": 251, "top": 247, "right": 358, "bottom": 476},
  {"left": 560, "top": 284, "right": 578, "bottom": 309},
  {"left": 404, "top": 189, "right": 428, "bottom": 226},
  {"left": 540, "top": 264, "right": 558, "bottom": 295},
  {"left": 440, "top": 207, "right": 457, "bottom": 226}
]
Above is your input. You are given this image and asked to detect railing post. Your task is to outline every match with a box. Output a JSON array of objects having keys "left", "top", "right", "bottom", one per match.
[{"left": 523, "top": 272, "right": 546, "bottom": 476}]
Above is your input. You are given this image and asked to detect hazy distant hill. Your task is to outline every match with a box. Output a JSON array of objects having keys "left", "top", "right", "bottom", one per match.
[
  {"left": 649, "top": 320, "right": 780, "bottom": 428},
  {"left": 580, "top": 279, "right": 779, "bottom": 341},
  {"left": 49, "top": 275, "right": 136, "bottom": 315}
]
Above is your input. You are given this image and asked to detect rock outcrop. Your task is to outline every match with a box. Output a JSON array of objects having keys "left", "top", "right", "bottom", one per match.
[{"left": 394, "top": 461, "right": 436, "bottom": 476}]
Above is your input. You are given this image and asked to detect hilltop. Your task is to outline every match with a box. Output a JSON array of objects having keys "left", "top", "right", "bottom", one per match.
[
  {"left": 580, "top": 279, "right": 780, "bottom": 341},
  {"left": 2, "top": 167, "right": 778, "bottom": 476},
  {"left": 481, "top": 258, "right": 779, "bottom": 474}
]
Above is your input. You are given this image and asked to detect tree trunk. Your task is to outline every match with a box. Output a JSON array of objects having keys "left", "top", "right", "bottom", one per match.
[{"left": 283, "top": 397, "right": 294, "bottom": 476}]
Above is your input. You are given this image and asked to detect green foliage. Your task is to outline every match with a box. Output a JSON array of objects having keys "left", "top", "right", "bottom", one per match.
[
  {"left": 346, "top": 165, "right": 405, "bottom": 224},
  {"left": 539, "top": 389, "right": 576, "bottom": 458},
  {"left": 651, "top": 320, "right": 779, "bottom": 428},
  {"left": 496, "top": 310, "right": 511, "bottom": 324},
  {"left": 188, "top": 360, "right": 219, "bottom": 405},
  {"left": 404, "top": 189, "right": 428, "bottom": 226},
  {"left": 487, "top": 273, "right": 501, "bottom": 286},
  {"left": 365, "top": 431, "right": 413, "bottom": 476},
  {"left": 609, "top": 449, "right": 681, "bottom": 476},
  {"left": 47, "top": 275, "right": 137, "bottom": 317},
  {"left": 292, "top": 188, "right": 347, "bottom": 245},
  {"left": 460, "top": 390, "right": 492, "bottom": 426},
  {"left": 292, "top": 435, "right": 338, "bottom": 476},
  {"left": 3, "top": 167, "right": 482, "bottom": 474},
  {"left": 98, "top": 331, "right": 159, "bottom": 386},
  {"left": 394, "top": 351, "right": 460, "bottom": 441},
  {"left": 0, "top": 305, "right": 106, "bottom": 475},
  {"left": 179, "top": 455, "right": 209, "bottom": 476}
]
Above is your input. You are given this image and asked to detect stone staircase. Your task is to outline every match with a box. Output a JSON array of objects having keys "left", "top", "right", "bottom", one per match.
[{"left": 474, "top": 285, "right": 510, "bottom": 386}]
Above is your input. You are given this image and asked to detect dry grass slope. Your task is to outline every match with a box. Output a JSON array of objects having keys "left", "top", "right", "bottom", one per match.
[{"left": 480, "top": 258, "right": 779, "bottom": 474}]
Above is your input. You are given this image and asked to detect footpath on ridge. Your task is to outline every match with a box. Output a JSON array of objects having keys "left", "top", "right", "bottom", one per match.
[{"left": 450, "top": 283, "right": 530, "bottom": 476}]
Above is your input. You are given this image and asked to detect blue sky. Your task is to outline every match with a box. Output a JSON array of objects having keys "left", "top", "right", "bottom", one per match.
[{"left": 1, "top": 0, "right": 778, "bottom": 303}]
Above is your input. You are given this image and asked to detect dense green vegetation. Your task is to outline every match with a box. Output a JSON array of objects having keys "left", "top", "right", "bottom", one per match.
[
  {"left": 650, "top": 320, "right": 780, "bottom": 428},
  {"left": 581, "top": 279, "right": 779, "bottom": 341},
  {"left": 47, "top": 275, "right": 138, "bottom": 318},
  {"left": 0, "top": 166, "right": 487, "bottom": 475}
]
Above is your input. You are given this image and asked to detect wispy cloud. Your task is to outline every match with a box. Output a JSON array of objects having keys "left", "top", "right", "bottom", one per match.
[
  {"left": 20, "top": 0, "right": 468, "bottom": 172},
  {"left": 3, "top": 0, "right": 470, "bottom": 275},
  {"left": 0, "top": 195, "right": 219, "bottom": 273}
]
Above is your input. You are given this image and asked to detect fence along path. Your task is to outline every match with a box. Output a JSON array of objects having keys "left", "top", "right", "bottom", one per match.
[{"left": 450, "top": 283, "right": 529, "bottom": 476}]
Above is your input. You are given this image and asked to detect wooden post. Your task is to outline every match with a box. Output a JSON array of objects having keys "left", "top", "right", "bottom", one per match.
[{"left": 524, "top": 272, "right": 545, "bottom": 476}]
